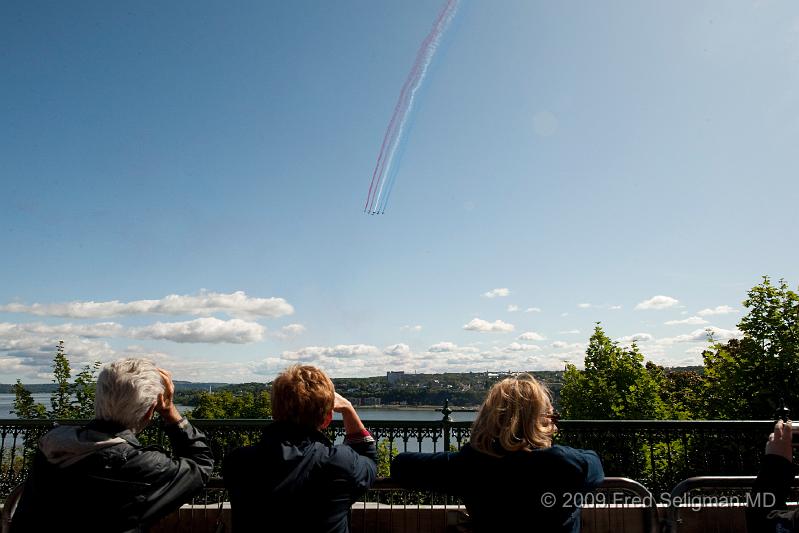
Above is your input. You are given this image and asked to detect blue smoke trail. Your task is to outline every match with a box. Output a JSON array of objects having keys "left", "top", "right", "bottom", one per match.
[{"left": 366, "top": 0, "right": 460, "bottom": 215}]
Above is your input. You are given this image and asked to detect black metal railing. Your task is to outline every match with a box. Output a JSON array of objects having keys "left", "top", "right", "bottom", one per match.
[{"left": 0, "top": 411, "right": 775, "bottom": 500}]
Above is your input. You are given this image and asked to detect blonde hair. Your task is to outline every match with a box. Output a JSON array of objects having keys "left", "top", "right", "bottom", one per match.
[
  {"left": 469, "top": 374, "right": 555, "bottom": 456},
  {"left": 271, "top": 365, "right": 335, "bottom": 429}
]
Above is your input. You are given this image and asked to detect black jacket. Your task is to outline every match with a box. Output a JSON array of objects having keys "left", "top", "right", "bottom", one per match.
[
  {"left": 11, "top": 418, "right": 214, "bottom": 533},
  {"left": 223, "top": 421, "right": 377, "bottom": 533},
  {"left": 747, "top": 454, "right": 799, "bottom": 533},
  {"left": 391, "top": 443, "right": 604, "bottom": 533}
]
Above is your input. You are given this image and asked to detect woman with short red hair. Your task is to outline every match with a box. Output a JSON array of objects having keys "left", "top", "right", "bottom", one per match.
[{"left": 223, "top": 365, "right": 377, "bottom": 533}]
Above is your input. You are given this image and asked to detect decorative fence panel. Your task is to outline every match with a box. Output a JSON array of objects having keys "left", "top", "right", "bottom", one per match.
[{"left": 0, "top": 416, "right": 774, "bottom": 500}]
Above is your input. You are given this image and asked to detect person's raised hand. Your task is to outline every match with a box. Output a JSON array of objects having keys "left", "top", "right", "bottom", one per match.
[
  {"left": 155, "top": 368, "right": 182, "bottom": 424},
  {"left": 766, "top": 419, "right": 794, "bottom": 462},
  {"left": 333, "top": 392, "right": 354, "bottom": 414}
]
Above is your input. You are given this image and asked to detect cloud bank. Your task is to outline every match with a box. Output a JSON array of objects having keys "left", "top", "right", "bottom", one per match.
[{"left": 0, "top": 290, "right": 294, "bottom": 319}]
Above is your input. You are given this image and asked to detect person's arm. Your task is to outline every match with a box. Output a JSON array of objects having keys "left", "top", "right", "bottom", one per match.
[
  {"left": 747, "top": 420, "right": 797, "bottom": 533},
  {"left": 391, "top": 451, "right": 459, "bottom": 493},
  {"left": 136, "top": 370, "right": 214, "bottom": 525},
  {"left": 331, "top": 393, "right": 377, "bottom": 491},
  {"left": 334, "top": 393, "right": 377, "bottom": 462},
  {"left": 573, "top": 448, "right": 604, "bottom": 491}
]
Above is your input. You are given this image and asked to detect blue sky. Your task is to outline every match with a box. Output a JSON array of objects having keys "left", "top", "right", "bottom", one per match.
[{"left": 1, "top": 0, "right": 797, "bottom": 383}]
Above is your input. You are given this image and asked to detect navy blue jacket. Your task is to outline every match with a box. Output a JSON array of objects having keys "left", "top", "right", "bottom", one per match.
[
  {"left": 391, "top": 443, "right": 604, "bottom": 533},
  {"left": 223, "top": 421, "right": 377, "bottom": 533}
]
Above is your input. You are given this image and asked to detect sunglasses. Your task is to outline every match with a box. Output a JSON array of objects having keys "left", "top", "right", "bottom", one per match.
[{"left": 542, "top": 411, "right": 561, "bottom": 424}]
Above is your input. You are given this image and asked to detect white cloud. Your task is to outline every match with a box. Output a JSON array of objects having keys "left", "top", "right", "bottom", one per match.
[
  {"left": 578, "top": 303, "right": 621, "bottom": 310},
  {"left": 281, "top": 344, "right": 381, "bottom": 361},
  {"left": 697, "top": 305, "right": 738, "bottom": 316},
  {"left": 559, "top": 329, "right": 580, "bottom": 334},
  {"left": 617, "top": 333, "right": 654, "bottom": 343},
  {"left": 131, "top": 317, "right": 265, "bottom": 344},
  {"left": 400, "top": 325, "right": 423, "bottom": 332},
  {"left": 525, "top": 307, "right": 542, "bottom": 313},
  {"left": 463, "top": 318, "right": 515, "bottom": 333},
  {"left": 281, "top": 323, "right": 306, "bottom": 336},
  {"left": 551, "top": 341, "right": 585, "bottom": 351},
  {"left": 507, "top": 305, "right": 519, "bottom": 312},
  {"left": 0, "top": 327, "right": 142, "bottom": 380},
  {"left": 517, "top": 331, "right": 546, "bottom": 341},
  {"left": 1, "top": 321, "right": 125, "bottom": 338},
  {"left": 504, "top": 342, "right": 542, "bottom": 352},
  {"left": 429, "top": 341, "right": 458, "bottom": 352},
  {"left": 270, "top": 323, "right": 306, "bottom": 340},
  {"left": 1, "top": 318, "right": 266, "bottom": 345},
  {"left": 0, "top": 290, "right": 294, "bottom": 319},
  {"left": 482, "top": 288, "right": 510, "bottom": 299},
  {"left": 428, "top": 342, "right": 478, "bottom": 353},
  {"left": 635, "top": 295, "right": 680, "bottom": 310},
  {"left": 658, "top": 326, "right": 742, "bottom": 345},
  {"left": 665, "top": 316, "right": 708, "bottom": 326},
  {"left": 384, "top": 343, "right": 411, "bottom": 356}
]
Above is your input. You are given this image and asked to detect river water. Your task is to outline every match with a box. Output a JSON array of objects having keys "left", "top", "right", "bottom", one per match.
[{"left": 0, "top": 393, "right": 477, "bottom": 422}]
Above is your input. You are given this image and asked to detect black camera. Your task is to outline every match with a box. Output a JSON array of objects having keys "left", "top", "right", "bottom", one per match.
[{"left": 773, "top": 400, "right": 799, "bottom": 447}]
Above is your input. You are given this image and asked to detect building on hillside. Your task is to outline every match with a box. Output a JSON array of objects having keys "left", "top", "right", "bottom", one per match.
[
  {"left": 387, "top": 371, "right": 405, "bottom": 386},
  {"left": 360, "top": 396, "right": 382, "bottom": 406}
]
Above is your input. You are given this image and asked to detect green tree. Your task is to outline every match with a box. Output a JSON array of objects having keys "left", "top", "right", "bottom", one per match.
[
  {"left": 71, "top": 362, "right": 102, "bottom": 418},
  {"left": 561, "top": 324, "right": 665, "bottom": 419},
  {"left": 11, "top": 379, "right": 46, "bottom": 419},
  {"left": 375, "top": 439, "right": 399, "bottom": 478},
  {"left": 188, "top": 390, "right": 272, "bottom": 419},
  {"left": 50, "top": 340, "right": 73, "bottom": 418},
  {"left": 703, "top": 277, "right": 799, "bottom": 419},
  {"left": 646, "top": 363, "right": 702, "bottom": 419}
]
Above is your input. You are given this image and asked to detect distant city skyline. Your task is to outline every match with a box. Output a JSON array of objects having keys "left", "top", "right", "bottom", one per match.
[{"left": 1, "top": 1, "right": 797, "bottom": 382}]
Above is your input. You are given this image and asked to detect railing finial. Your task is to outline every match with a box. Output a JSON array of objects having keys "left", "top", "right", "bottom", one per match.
[
  {"left": 441, "top": 399, "right": 452, "bottom": 422},
  {"left": 775, "top": 397, "right": 791, "bottom": 422}
]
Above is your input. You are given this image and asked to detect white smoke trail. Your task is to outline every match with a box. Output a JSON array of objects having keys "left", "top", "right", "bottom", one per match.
[{"left": 366, "top": 0, "right": 460, "bottom": 214}]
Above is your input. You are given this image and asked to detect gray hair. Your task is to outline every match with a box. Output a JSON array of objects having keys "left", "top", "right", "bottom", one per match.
[{"left": 95, "top": 358, "right": 163, "bottom": 432}]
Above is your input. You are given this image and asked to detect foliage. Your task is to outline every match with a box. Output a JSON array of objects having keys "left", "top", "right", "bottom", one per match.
[
  {"left": 646, "top": 364, "right": 702, "bottom": 419},
  {"left": 187, "top": 390, "right": 272, "bottom": 419},
  {"left": 49, "top": 341, "right": 73, "bottom": 418},
  {"left": 11, "top": 380, "right": 46, "bottom": 419},
  {"left": 12, "top": 342, "right": 101, "bottom": 420},
  {"left": 561, "top": 324, "right": 665, "bottom": 419},
  {"left": 72, "top": 361, "right": 102, "bottom": 419},
  {"left": 375, "top": 439, "right": 399, "bottom": 478},
  {"left": 703, "top": 277, "right": 799, "bottom": 419}
]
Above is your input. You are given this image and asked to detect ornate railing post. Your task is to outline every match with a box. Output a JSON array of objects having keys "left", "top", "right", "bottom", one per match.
[{"left": 441, "top": 399, "right": 453, "bottom": 451}]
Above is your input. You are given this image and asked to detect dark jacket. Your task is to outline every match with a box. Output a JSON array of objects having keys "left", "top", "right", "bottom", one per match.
[
  {"left": 747, "top": 454, "right": 799, "bottom": 533},
  {"left": 11, "top": 418, "right": 214, "bottom": 533},
  {"left": 391, "top": 443, "right": 604, "bottom": 533},
  {"left": 222, "top": 421, "right": 377, "bottom": 533}
]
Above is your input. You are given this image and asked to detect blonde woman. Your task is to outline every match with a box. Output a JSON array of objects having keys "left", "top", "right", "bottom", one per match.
[{"left": 391, "top": 374, "right": 603, "bottom": 533}]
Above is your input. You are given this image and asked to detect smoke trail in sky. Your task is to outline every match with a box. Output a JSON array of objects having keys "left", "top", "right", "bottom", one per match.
[{"left": 365, "top": 0, "right": 460, "bottom": 215}]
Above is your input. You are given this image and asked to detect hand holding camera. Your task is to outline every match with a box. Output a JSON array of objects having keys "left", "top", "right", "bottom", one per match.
[{"left": 765, "top": 419, "right": 794, "bottom": 461}]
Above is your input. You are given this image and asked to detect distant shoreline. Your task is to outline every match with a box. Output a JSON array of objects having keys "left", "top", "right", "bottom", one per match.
[{"left": 355, "top": 404, "right": 479, "bottom": 411}]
